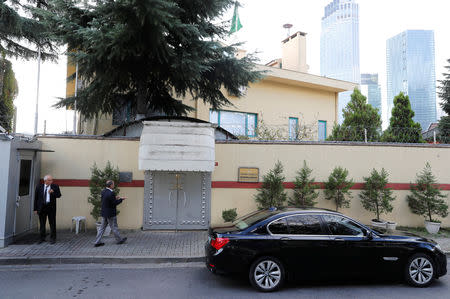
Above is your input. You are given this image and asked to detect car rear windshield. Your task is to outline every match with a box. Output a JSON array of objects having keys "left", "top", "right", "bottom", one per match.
[{"left": 233, "top": 210, "right": 277, "bottom": 231}]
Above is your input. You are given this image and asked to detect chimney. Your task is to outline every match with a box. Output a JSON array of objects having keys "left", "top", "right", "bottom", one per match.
[{"left": 281, "top": 31, "right": 309, "bottom": 73}]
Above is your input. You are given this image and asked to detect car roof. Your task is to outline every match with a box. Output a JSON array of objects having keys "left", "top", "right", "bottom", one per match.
[{"left": 271, "top": 207, "right": 343, "bottom": 217}]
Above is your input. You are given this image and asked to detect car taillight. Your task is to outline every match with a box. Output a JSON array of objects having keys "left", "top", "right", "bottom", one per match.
[{"left": 210, "top": 237, "right": 229, "bottom": 250}]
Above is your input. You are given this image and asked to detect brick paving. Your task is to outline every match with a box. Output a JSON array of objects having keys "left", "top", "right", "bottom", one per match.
[{"left": 0, "top": 230, "right": 207, "bottom": 258}]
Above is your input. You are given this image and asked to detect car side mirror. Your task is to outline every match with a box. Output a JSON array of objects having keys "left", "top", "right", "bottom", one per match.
[{"left": 364, "top": 229, "right": 373, "bottom": 240}]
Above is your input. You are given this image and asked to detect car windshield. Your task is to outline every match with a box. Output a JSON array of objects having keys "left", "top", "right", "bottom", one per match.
[{"left": 233, "top": 210, "right": 277, "bottom": 230}]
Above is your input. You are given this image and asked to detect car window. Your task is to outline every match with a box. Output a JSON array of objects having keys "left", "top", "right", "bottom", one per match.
[
  {"left": 286, "top": 215, "right": 325, "bottom": 235},
  {"left": 268, "top": 218, "right": 289, "bottom": 234},
  {"left": 322, "top": 215, "right": 364, "bottom": 236},
  {"left": 233, "top": 210, "right": 278, "bottom": 230}
]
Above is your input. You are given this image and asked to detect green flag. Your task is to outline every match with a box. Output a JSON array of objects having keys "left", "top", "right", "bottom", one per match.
[{"left": 229, "top": 3, "right": 242, "bottom": 34}]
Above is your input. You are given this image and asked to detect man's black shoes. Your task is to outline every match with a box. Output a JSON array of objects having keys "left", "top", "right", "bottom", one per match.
[
  {"left": 38, "top": 239, "right": 45, "bottom": 244},
  {"left": 50, "top": 239, "right": 56, "bottom": 244},
  {"left": 117, "top": 237, "right": 127, "bottom": 245},
  {"left": 94, "top": 242, "right": 105, "bottom": 247}
]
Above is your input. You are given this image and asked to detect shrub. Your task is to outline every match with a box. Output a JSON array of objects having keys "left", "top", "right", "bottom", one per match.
[
  {"left": 407, "top": 163, "right": 448, "bottom": 222},
  {"left": 88, "top": 162, "right": 120, "bottom": 221},
  {"left": 324, "top": 166, "right": 354, "bottom": 211},
  {"left": 359, "top": 168, "right": 395, "bottom": 221},
  {"left": 222, "top": 208, "right": 237, "bottom": 223},
  {"left": 254, "top": 161, "right": 287, "bottom": 209},
  {"left": 288, "top": 161, "right": 318, "bottom": 207}
]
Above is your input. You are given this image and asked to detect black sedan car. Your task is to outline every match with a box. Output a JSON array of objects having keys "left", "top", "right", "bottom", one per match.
[{"left": 205, "top": 208, "right": 447, "bottom": 292}]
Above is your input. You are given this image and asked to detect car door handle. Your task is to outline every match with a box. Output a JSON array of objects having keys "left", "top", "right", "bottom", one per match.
[
  {"left": 333, "top": 237, "right": 345, "bottom": 241},
  {"left": 280, "top": 237, "right": 291, "bottom": 241}
]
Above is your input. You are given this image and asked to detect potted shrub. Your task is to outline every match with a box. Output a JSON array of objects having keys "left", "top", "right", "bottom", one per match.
[
  {"left": 222, "top": 208, "right": 237, "bottom": 223},
  {"left": 407, "top": 163, "right": 448, "bottom": 234},
  {"left": 359, "top": 168, "right": 396, "bottom": 230},
  {"left": 324, "top": 166, "right": 354, "bottom": 212},
  {"left": 254, "top": 161, "right": 287, "bottom": 209},
  {"left": 88, "top": 162, "right": 121, "bottom": 236},
  {"left": 288, "top": 161, "right": 319, "bottom": 208}
]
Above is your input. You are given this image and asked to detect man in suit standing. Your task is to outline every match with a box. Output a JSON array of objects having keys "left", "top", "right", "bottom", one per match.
[
  {"left": 94, "top": 180, "right": 127, "bottom": 247},
  {"left": 34, "top": 174, "right": 62, "bottom": 244}
]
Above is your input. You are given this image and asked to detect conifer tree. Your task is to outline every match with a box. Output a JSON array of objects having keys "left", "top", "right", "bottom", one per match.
[
  {"left": 88, "top": 162, "right": 120, "bottom": 221},
  {"left": 288, "top": 161, "right": 318, "bottom": 207},
  {"left": 0, "top": 57, "right": 18, "bottom": 131},
  {"left": 254, "top": 161, "right": 287, "bottom": 209},
  {"left": 438, "top": 59, "right": 450, "bottom": 143},
  {"left": 328, "top": 88, "right": 382, "bottom": 141},
  {"left": 407, "top": 163, "right": 448, "bottom": 222},
  {"left": 359, "top": 168, "right": 395, "bottom": 221},
  {"left": 382, "top": 92, "right": 423, "bottom": 143},
  {"left": 324, "top": 166, "right": 354, "bottom": 211},
  {"left": 0, "top": 1, "right": 55, "bottom": 59},
  {"left": 40, "top": 0, "right": 261, "bottom": 119}
]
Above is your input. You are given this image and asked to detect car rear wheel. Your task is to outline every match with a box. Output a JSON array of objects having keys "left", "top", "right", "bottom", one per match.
[
  {"left": 249, "top": 256, "right": 285, "bottom": 292},
  {"left": 405, "top": 253, "right": 435, "bottom": 287}
]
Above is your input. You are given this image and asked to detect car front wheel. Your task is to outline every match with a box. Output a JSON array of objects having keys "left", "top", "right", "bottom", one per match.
[
  {"left": 249, "top": 256, "right": 285, "bottom": 292},
  {"left": 405, "top": 253, "right": 435, "bottom": 287}
]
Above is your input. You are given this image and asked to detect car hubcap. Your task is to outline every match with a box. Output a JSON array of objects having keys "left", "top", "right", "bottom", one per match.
[
  {"left": 409, "top": 257, "right": 433, "bottom": 284},
  {"left": 254, "top": 260, "right": 281, "bottom": 289}
]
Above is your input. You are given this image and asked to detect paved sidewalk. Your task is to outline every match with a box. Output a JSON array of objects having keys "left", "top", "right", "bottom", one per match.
[
  {"left": 0, "top": 230, "right": 448, "bottom": 266},
  {"left": 0, "top": 230, "right": 207, "bottom": 265}
]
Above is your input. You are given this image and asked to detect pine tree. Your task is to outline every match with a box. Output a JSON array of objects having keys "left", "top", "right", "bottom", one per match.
[
  {"left": 0, "top": 57, "right": 18, "bottom": 131},
  {"left": 324, "top": 166, "right": 354, "bottom": 211},
  {"left": 254, "top": 161, "right": 287, "bottom": 209},
  {"left": 382, "top": 92, "right": 423, "bottom": 143},
  {"left": 359, "top": 168, "right": 395, "bottom": 221},
  {"left": 0, "top": 1, "right": 55, "bottom": 59},
  {"left": 88, "top": 161, "right": 120, "bottom": 221},
  {"left": 288, "top": 161, "right": 318, "bottom": 207},
  {"left": 407, "top": 163, "right": 448, "bottom": 222},
  {"left": 40, "top": 0, "right": 262, "bottom": 119},
  {"left": 328, "top": 88, "right": 382, "bottom": 141},
  {"left": 438, "top": 59, "right": 450, "bottom": 143}
]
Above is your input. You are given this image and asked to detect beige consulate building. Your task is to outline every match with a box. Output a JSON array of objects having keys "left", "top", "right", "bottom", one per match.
[{"left": 4, "top": 32, "right": 447, "bottom": 246}]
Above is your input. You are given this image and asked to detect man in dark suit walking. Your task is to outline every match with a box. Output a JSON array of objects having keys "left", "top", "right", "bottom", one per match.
[
  {"left": 94, "top": 180, "right": 127, "bottom": 247},
  {"left": 34, "top": 174, "right": 62, "bottom": 244}
]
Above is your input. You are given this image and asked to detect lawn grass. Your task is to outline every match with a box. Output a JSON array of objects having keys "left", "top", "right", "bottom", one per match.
[{"left": 396, "top": 226, "right": 450, "bottom": 238}]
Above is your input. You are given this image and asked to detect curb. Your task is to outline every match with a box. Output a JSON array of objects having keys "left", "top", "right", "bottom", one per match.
[{"left": 0, "top": 256, "right": 205, "bottom": 266}]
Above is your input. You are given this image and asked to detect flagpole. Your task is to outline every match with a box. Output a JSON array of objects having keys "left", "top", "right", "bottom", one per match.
[
  {"left": 72, "top": 62, "right": 78, "bottom": 135},
  {"left": 34, "top": 47, "right": 41, "bottom": 135}
]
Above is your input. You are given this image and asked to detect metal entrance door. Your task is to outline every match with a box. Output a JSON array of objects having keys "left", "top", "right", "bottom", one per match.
[
  {"left": 143, "top": 171, "right": 211, "bottom": 230},
  {"left": 14, "top": 153, "right": 34, "bottom": 236}
]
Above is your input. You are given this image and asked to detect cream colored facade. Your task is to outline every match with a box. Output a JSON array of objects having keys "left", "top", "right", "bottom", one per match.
[
  {"left": 77, "top": 65, "right": 356, "bottom": 139},
  {"left": 38, "top": 136, "right": 450, "bottom": 230}
]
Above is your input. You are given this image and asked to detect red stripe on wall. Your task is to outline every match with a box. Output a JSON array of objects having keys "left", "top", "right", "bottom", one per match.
[
  {"left": 50, "top": 179, "right": 145, "bottom": 187},
  {"left": 211, "top": 181, "right": 450, "bottom": 191},
  {"left": 50, "top": 179, "right": 450, "bottom": 191}
]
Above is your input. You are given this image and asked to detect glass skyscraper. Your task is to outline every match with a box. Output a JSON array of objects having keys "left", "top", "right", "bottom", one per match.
[
  {"left": 386, "top": 30, "right": 437, "bottom": 131},
  {"left": 361, "top": 73, "right": 382, "bottom": 115},
  {"left": 321, "top": 0, "right": 361, "bottom": 123}
]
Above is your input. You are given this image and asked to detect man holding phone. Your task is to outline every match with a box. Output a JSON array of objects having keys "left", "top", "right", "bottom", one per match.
[{"left": 94, "top": 180, "right": 127, "bottom": 247}]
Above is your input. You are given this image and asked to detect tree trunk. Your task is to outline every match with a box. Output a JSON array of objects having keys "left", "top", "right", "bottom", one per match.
[
  {"left": 136, "top": 80, "right": 147, "bottom": 120},
  {"left": 376, "top": 199, "right": 380, "bottom": 221}
]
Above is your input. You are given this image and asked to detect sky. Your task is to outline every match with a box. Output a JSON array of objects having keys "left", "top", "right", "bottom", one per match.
[{"left": 10, "top": 0, "right": 450, "bottom": 134}]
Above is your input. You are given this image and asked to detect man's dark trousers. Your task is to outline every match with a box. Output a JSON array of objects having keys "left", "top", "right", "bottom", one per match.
[{"left": 39, "top": 204, "right": 56, "bottom": 241}]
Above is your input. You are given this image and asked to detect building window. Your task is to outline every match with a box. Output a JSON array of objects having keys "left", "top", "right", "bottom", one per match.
[
  {"left": 210, "top": 110, "right": 257, "bottom": 137},
  {"left": 318, "top": 120, "right": 327, "bottom": 141},
  {"left": 289, "top": 117, "right": 299, "bottom": 140}
]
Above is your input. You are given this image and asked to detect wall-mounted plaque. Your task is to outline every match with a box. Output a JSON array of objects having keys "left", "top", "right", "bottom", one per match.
[
  {"left": 119, "top": 172, "right": 133, "bottom": 183},
  {"left": 238, "top": 167, "right": 259, "bottom": 183}
]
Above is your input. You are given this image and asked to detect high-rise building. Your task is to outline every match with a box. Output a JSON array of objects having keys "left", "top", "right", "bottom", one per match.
[
  {"left": 361, "top": 73, "right": 382, "bottom": 115},
  {"left": 386, "top": 30, "right": 437, "bottom": 131},
  {"left": 321, "top": 0, "right": 361, "bottom": 123}
]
